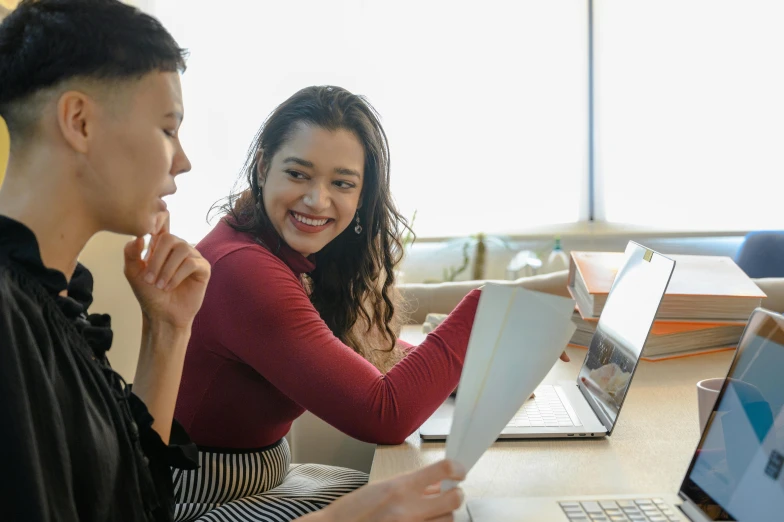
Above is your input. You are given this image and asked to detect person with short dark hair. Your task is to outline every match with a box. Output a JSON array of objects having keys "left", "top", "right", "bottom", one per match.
[{"left": 0, "top": 1, "right": 210, "bottom": 520}]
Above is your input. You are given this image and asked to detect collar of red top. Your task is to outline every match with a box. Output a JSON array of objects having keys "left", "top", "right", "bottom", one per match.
[{"left": 235, "top": 218, "right": 316, "bottom": 275}]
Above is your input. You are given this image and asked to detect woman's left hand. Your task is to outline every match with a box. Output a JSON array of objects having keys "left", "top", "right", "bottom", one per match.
[{"left": 124, "top": 212, "right": 211, "bottom": 329}]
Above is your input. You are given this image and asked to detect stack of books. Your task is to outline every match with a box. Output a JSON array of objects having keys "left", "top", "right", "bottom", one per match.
[{"left": 567, "top": 251, "right": 766, "bottom": 361}]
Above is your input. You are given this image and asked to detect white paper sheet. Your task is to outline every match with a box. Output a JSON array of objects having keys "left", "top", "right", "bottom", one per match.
[{"left": 442, "top": 284, "right": 577, "bottom": 491}]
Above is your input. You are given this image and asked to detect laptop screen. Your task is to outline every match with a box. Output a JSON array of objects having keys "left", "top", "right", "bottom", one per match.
[
  {"left": 680, "top": 310, "right": 784, "bottom": 521},
  {"left": 577, "top": 242, "right": 675, "bottom": 433}
]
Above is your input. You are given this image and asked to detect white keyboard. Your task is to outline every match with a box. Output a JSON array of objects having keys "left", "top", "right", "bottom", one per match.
[
  {"left": 559, "top": 499, "right": 682, "bottom": 521},
  {"left": 508, "top": 385, "right": 581, "bottom": 427}
]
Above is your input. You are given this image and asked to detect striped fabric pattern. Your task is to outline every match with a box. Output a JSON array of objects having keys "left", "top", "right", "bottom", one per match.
[{"left": 173, "top": 438, "right": 368, "bottom": 522}]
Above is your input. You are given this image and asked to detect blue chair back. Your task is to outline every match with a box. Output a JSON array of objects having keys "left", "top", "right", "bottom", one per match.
[{"left": 735, "top": 231, "right": 784, "bottom": 278}]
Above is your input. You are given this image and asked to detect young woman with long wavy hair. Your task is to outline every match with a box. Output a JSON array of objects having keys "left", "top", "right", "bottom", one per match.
[{"left": 172, "top": 85, "right": 487, "bottom": 521}]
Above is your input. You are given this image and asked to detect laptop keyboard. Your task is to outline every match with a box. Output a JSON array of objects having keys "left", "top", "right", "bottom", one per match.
[
  {"left": 508, "top": 385, "right": 580, "bottom": 427},
  {"left": 559, "top": 499, "right": 681, "bottom": 521}
]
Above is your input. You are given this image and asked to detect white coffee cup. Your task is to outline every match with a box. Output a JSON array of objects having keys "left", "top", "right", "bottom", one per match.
[{"left": 696, "top": 378, "right": 724, "bottom": 433}]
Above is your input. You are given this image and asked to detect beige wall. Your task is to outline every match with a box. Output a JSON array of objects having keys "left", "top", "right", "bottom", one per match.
[
  {"left": 0, "top": 117, "right": 7, "bottom": 188},
  {"left": 79, "top": 233, "right": 144, "bottom": 382},
  {"left": 0, "top": 3, "right": 10, "bottom": 186}
]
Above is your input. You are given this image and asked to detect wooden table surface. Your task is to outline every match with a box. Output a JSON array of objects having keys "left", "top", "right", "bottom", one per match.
[{"left": 370, "top": 325, "right": 735, "bottom": 521}]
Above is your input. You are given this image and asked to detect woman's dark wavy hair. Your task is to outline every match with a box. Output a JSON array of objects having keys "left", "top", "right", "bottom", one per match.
[{"left": 213, "top": 85, "right": 412, "bottom": 354}]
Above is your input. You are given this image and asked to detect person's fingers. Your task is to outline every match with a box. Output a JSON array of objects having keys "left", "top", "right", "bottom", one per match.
[
  {"left": 124, "top": 237, "right": 145, "bottom": 264},
  {"left": 154, "top": 211, "right": 170, "bottom": 235},
  {"left": 165, "top": 255, "right": 210, "bottom": 291},
  {"left": 411, "top": 460, "right": 466, "bottom": 491},
  {"left": 560, "top": 350, "right": 571, "bottom": 362},
  {"left": 144, "top": 232, "right": 159, "bottom": 262},
  {"left": 143, "top": 234, "right": 177, "bottom": 285},
  {"left": 153, "top": 243, "right": 192, "bottom": 290},
  {"left": 419, "top": 487, "right": 464, "bottom": 520},
  {"left": 144, "top": 212, "right": 171, "bottom": 261},
  {"left": 426, "top": 515, "right": 456, "bottom": 522},
  {"left": 423, "top": 483, "right": 442, "bottom": 496},
  {"left": 124, "top": 237, "right": 146, "bottom": 278}
]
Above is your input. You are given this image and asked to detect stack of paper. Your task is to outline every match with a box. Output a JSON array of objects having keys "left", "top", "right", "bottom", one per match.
[
  {"left": 569, "top": 309, "right": 744, "bottom": 361},
  {"left": 567, "top": 251, "right": 762, "bottom": 360},
  {"left": 568, "top": 252, "right": 765, "bottom": 322},
  {"left": 442, "top": 284, "right": 576, "bottom": 490}
]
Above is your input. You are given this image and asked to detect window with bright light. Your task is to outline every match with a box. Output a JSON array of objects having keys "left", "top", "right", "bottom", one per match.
[
  {"left": 153, "top": 0, "right": 589, "bottom": 242},
  {"left": 594, "top": 0, "right": 784, "bottom": 231}
]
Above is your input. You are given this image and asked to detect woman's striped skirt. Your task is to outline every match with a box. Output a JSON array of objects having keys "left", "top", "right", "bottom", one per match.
[{"left": 173, "top": 438, "right": 368, "bottom": 521}]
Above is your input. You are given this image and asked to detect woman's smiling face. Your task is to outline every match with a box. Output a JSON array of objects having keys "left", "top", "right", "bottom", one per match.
[{"left": 260, "top": 123, "right": 365, "bottom": 257}]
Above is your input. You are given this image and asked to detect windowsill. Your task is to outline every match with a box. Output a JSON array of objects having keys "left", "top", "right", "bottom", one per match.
[{"left": 412, "top": 221, "right": 754, "bottom": 242}]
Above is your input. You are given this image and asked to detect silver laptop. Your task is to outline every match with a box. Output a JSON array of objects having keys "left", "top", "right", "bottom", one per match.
[
  {"left": 467, "top": 308, "right": 784, "bottom": 521},
  {"left": 419, "top": 241, "right": 675, "bottom": 440}
]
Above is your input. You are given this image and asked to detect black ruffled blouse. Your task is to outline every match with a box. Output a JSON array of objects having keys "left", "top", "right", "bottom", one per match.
[{"left": 0, "top": 215, "right": 197, "bottom": 521}]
